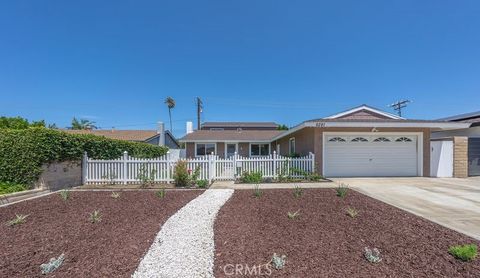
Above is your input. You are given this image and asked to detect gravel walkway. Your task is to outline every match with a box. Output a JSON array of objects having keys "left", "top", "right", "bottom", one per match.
[{"left": 132, "top": 189, "right": 234, "bottom": 278}]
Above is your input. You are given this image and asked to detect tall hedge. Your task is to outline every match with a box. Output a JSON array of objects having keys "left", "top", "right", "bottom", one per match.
[{"left": 0, "top": 128, "right": 168, "bottom": 185}]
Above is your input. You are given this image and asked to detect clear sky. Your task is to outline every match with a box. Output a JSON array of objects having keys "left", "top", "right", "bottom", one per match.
[{"left": 1, "top": 1, "right": 479, "bottom": 135}]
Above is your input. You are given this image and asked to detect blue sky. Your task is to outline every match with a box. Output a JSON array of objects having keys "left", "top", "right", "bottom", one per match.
[{"left": 1, "top": 1, "right": 479, "bottom": 135}]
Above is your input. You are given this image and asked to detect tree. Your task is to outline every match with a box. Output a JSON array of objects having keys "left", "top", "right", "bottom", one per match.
[
  {"left": 277, "top": 124, "right": 289, "bottom": 131},
  {"left": 70, "top": 117, "right": 97, "bottom": 130},
  {"left": 0, "top": 116, "right": 46, "bottom": 129},
  {"left": 164, "top": 97, "right": 175, "bottom": 131}
]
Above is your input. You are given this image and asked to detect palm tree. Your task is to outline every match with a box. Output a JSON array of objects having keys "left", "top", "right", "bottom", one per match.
[
  {"left": 164, "top": 97, "right": 175, "bottom": 131},
  {"left": 70, "top": 117, "right": 97, "bottom": 130}
]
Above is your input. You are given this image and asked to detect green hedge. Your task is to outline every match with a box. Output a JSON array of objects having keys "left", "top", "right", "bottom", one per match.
[{"left": 0, "top": 128, "right": 168, "bottom": 185}]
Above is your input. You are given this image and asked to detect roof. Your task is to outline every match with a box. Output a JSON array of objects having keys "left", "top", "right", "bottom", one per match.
[
  {"left": 201, "top": 122, "right": 278, "bottom": 128},
  {"left": 438, "top": 110, "right": 480, "bottom": 123},
  {"left": 323, "top": 104, "right": 403, "bottom": 120},
  {"left": 180, "top": 130, "right": 285, "bottom": 142},
  {"left": 63, "top": 129, "right": 159, "bottom": 141}
]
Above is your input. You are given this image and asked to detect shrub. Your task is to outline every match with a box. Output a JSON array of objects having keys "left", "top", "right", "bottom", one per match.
[
  {"left": 336, "top": 184, "right": 349, "bottom": 198},
  {"left": 271, "top": 253, "right": 287, "bottom": 270},
  {"left": 89, "top": 210, "right": 102, "bottom": 223},
  {"left": 364, "top": 247, "right": 382, "bottom": 263},
  {"left": 345, "top": 207, "right": 358, "bottom": 218},
  {"left": 59, "top": 190, "right": 70, "bottom": 201},
  {"left": 156, "top": 188, "right": 166, "bottom": 198},
  {"left": 0, "top": 128, "right": 168, "bottom": 186},
  {"left": 196, "top": 179, "right": 208, "bottom": 188},
  {"left": 241, "top": 171, "right": 263, "bottom": 184},
  {"left": 173, "top": 160, "right": 190, "bottom": 187},
  {"left": 40, "top": 253, "right": 65, "bottom": 275},
  {"left": 449, "top": 244, "right": 477, "bottom": 261},
  {"left": 287, "top": 210, "right": 300, "bottom": 219},
  {"left": 253, "top": 184, "right": 263, "bottom": 198},
  {"left": 190, "top": 166, "right": 201, "bottom": 186},
  {"left": 6, "top": 214, "right": 29, "bottom": 227},
  {"left": 293, "top": 185, "right": 303, "bottom": 198},
  {"left": 137, "top": 164, "right": 156, "bottom": 187},
  {"left": 0, "top": 181, "right": 26, "bottom": 195}
]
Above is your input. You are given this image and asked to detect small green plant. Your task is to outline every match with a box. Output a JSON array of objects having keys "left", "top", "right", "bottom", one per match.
[
  {"left": 346, "top": 207, "right": 358, "bottom": 218},
  {"left": 253, "top": 184, "right": 263, "bottom": 198},
  {"left": 307, "top": 172, "right": 323, "bottom": 182},
  {"left": 364, "top": 247, "right": 382, "bottom": 263},
  {"left": 449, "top": 244, "right": 477, "bottom": 261},
  {"left": 173, "top": 160, "right": 190, "bottom": 187},
  {"left": 137, "top": 164, "right": 156, "bottom": 187},
  {"left": 287, "top": 210, "right": 300, "bottom": 220},
  {"left": 6, "top": 214, "right": 29, "bottom": 227},
  {"left": 293, "top": 185, "right": 303, "bottom": 198},
  {"left": 190, "top": 166, "right": 201, "bottom": 186},
  {"left": 40, "top": 253, "right": 65, "bottom": 274},
  {"left": 156, "top": 188, "right": 166, "bottom": 198},
  {"left": 196, "top": 179, "right": 208, "bottom": 188},
  {"left": 111, "top": 192, "right": 121, "bottom": 199},
  {"left": 270, "top": 253, "right": 287, "bottom": 270},
  {"left": 59, "top": 189, "right": 70, "bottom": 201},
  {"left": 89, "top": 210, "right": 102, "bottom": 223},
  {"left": 336, "top": 184, "right": 348, "bottom": 198},
  {"left": 0, "top": 181, "right": 27, "bottom": 195},
  {"left": 241, "top": 171, "right": 263, "bottom": 184}
]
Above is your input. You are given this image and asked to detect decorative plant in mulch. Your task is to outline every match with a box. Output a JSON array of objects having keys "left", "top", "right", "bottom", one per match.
[
  {"left": 59, "top": 189, "right": 70, "bottom": 201},
  {"left": 111, "top": 192, "right": 121, "bottom": 199},
  {"left": 6, "top": 214, "right": 29, "bottom": 227},
  {"left": 89, "top": 210, "right": 102, "bottom": 223},
  {"left": 270, "top": 253, "right": 287, "bottom": 270},
  {"left": 156, "top": 188, "right": 166, "bottom": 198},
  {"left": 364, "top": 247, "right": 382, "bottom": 263},
  {"left": 252, "top": 184, "right": 263, "bottom": 198},
  {"left": 345, "top": 207, "right": 359, "bottom": 218},
  {"left": 449, "top": 244, "right": 477, "bottom": 261},
  {"left": 287, "top": 210, "right": 300, "bottom": 220},
  {"left": 293, "top": 185, "right": 304, "bottom": 198},
  {"left": 40, "top": 253, "right": 65, "bottom": 274},
  {"left": 335, "top": 184, "right": 349, "bottom": 198}
]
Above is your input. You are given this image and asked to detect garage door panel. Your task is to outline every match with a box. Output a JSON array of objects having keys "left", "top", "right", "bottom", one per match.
[{"left": 324, "top": 134, "right": 418, "bottom": 177}]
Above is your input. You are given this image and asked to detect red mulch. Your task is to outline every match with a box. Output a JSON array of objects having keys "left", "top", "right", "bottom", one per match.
[
  {"left": 0, "top": 190, "right": 202, "bottom": 277},
  {"left": 214, "top": 189, "right": 480, "bottom": 277}
]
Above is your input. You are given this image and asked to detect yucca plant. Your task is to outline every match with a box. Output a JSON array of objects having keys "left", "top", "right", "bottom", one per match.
[
  {"left": 156, "top": 188, "right": 166, "bottom": 198},
  {"left": 89, "top": 210, "right": 102, "bottom": 223},
  {"left": 345, "top": 207, "right": 358, "bottom": 218},
  {"left": 287, "top": 210, "right": 300, "bottom": 220},
  {"left": 336, "top": 184, "right": 348, "bottom": 198},
  {"left": 6, "top": 214, "right": 29, "bottom": 227},
  {"left": 293, "top": 185, "right": 303, "bottom": 198},
  {"left": 253, "top": 184, "right": 263, "bottom": 198},
  {"left": 59, "top": 190, "right": 70, "bottom": 201},
  {"left": 111, "top": 192, "right": 121, "bottom": 199}
]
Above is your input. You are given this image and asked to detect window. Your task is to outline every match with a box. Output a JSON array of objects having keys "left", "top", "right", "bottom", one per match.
[
  {"left": 250, "top": 143, "right": 270, "bottom": 156},
  {"left": 289, "top": 138, "right": 296, "bottom": 154},
  {"left": 328, "top": 137, "right": 346, "bottom": 142},
  {"left": 396, "top": 137, "right": 412, "bottom": 142},
  {"left": 351, "top": 137, "right": 368, "bottom": 142},
  {"left": 374, "top": 137, "right": 391, "bottom": 142},
  {"left": 196, "top": 143, "right": 216, "bottom": 156}
]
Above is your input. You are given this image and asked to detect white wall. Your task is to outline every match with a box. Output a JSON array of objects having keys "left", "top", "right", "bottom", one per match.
[{"left": 430, "top": 140, "right": 454, "bottom": 177}]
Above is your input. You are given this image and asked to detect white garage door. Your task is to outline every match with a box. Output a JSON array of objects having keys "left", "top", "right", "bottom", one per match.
[{"left": 324, "top": 134, "right": 419, "bottom": 177}]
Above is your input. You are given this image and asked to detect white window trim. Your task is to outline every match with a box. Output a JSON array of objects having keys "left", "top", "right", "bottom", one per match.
[
  {"left": 195, "top": 142, "right": 217, "bottom": 157},
  {"left": 224, "top": 142, "right": 238, "bottom": 158},
  {"left": 322, "top": 132, "right": 423, "bottom": 177},
  {"left": 289, "top": 137, "right": 296, "bottom": 154},
  {"left": 249, "top": 143, "right": 270, "bottom": 157}
]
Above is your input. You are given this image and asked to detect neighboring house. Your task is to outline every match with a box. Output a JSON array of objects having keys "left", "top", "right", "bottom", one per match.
[
  {"left": 432, "top": 111, "right": 480, "bottom": 176},
  {"left": 201, "top": 122, "right": 278, "bottom": 131},
  {"left": 180, "top": 104, "right": 469, "bottom": 177},
  {"left": 64, "top": 122, "right": 181, "bottom": 149}
]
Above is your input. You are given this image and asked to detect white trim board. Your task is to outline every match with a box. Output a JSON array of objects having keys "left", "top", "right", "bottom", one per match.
[{"left": 325, "top": 105, "right": 403, "bottom": 120}]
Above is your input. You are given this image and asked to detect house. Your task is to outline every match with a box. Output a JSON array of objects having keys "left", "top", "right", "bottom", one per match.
[
  {"left": 200, "top": 122, "right": 278, "bottom": 130},
  {"left": 432, "top": 111, "right": 480, "bottom": 176},
  {"left": 180, "top": 105, "right": 469, "bottom": 177},
  {"left": 64, "top": 122, "right": 181, "bottom": 149}
]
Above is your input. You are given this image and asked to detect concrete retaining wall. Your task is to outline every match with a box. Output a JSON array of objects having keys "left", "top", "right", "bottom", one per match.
[{"left": 34, "top": 161, "right": 82, "bottom": 190}]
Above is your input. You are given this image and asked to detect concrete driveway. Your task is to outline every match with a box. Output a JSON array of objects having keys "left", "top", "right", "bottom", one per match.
[{"left": 332, "top": 177, "right": 480, "bottom": 240}]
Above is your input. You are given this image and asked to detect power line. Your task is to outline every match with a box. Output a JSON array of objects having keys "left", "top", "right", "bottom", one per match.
[{"left": 388, "top": 100, "right": 411, "bottom": 117}]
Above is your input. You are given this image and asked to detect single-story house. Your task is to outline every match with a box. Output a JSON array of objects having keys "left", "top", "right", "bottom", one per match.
[
  {"left": 64, "top": 122, "right": 180, "bottom": 149},
  {"left": 180, "top": 105, "right": 469, "bottom": 177},
  {"left": 200, "top": 121, "right": 279, "bottom": 131},
  {"left": 432, "top": 111, "right": 480, "bottom": 176}
]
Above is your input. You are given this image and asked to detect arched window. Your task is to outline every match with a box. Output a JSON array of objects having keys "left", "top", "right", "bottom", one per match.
[
  {"left": 328, "top": 137, "right": 346, "bottom": 142},
  {"left": 351, "top": 137, "right": 368, "bottom": 142},
  {"left": 396, "top": 137, "right": 412, "bottom": 142},
  {"left": 374, "top": 137, "right": 390, "bottom": 142}
]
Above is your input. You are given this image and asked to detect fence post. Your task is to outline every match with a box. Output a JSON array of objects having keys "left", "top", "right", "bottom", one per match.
[
  {"left": 273, "top": 151, "right": 277, "bottom": 179},
  {"left": 123, "top": 151, "right": 128, "bottom": 185},
  {"left": 82, "top": 151, "right": 88, "bottom": 185},
  {"left": 309, "top": 152, "right": 315, "bottom": 173},
  {"left": 166, "top": 151, "right": 171, "bottom": 183},
  {"left": 233, "top": 152, "right": 237, "bottom": 179},
  {"left": 209, "top": 152, "right": 215, "bottom": 183}
]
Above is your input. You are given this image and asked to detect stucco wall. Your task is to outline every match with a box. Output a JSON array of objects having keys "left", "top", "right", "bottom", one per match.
[
  {"left": 272, "top": 127, "right": 315, "bottom": 156},
  {"left": 34, "top": 161, "right": 82, "bottom": 190},
  {"left": 432, "top": 126, "right": 480, "bottom": 139}
]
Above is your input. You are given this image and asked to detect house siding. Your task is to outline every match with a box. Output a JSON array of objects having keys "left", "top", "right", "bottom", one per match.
[{"left": 272, "top": 127, "right": 315, "bottom": 156}]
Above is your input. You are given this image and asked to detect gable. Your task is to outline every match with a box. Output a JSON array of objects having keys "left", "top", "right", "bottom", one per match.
[{"left": 335, "top": 109, "right": 392, "bottom": 120}]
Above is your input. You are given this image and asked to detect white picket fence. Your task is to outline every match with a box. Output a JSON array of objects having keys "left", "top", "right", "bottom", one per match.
[{"left": 82, "top": 151, "right": 315, "bottom": 185}]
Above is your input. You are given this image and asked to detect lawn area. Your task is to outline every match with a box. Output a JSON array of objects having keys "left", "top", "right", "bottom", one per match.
[
  {"left": 214, "top": 189, "right": 480, "bottom": 277},
  {"left": 0, "top": 182, "right": 27, "bottom": 195},
  {"left": 0, "top": 190, "right": 202, "bottom": 277}
]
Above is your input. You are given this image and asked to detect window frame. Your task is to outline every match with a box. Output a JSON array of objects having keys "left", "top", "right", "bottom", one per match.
[
  {"left": 195, "top": 143, "right": 216, "bottom": 157},
  {"left": 288, "top": 137, "right": 296, "bottom": 154},
  {"left": 249, "top": 143, "right": 270, "bottom": 157}
]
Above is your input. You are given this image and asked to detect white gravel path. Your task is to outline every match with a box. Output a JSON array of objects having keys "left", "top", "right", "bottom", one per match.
[{"left": 132, "top": 189, "right": 234, "bottom": 278}]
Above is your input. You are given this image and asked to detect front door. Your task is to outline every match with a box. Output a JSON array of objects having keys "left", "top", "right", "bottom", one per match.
[{"left": 226, "top": 143, "right": 237, "bottom": 158}]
